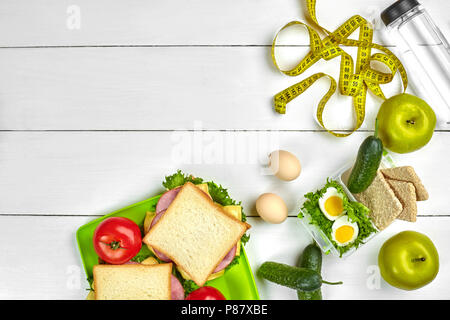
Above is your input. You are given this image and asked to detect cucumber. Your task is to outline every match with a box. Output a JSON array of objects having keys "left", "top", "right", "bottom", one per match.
[
  {"left": 347, "top": 132, "right": 383, "bottom": 194},
  {"left": 257, "top": 261, "right": 322, "bottom": 292},
  {"left": 297, "top": 243, "right": 323, "bottom": 300}
]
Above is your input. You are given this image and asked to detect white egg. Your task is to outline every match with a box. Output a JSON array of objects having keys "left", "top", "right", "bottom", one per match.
[
  {"left": 255, "top": 193, "right": 288, "bottom": 224},
  {"left": 331, "top": 215, "right": 359, "bottom": 246},
  {"left": 268, "top": 150, "right": 301, "bottom": 181},
  {"left": 318, "top": 187, "right": 346, "bottom": 221}
]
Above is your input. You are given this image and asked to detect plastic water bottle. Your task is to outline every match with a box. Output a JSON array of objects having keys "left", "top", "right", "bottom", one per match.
[{"left": 381, "top": 0, "right": 450, "bottom": 125}]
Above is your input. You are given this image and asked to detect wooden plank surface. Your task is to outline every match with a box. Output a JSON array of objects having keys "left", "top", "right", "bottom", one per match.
[
  {"left": 0, "top": 1, "right": 448, "bottom": 131},
  {"left": 0, "top": 0, "right": 448, "bottom": 47},
  {"left": 0, "top": 216, "right": 448, "bottom": 300},
  {"left": 0, "top": 46, "right": 406, "bottom": 131},
  {"left": 0, "top": 0, "right": 449, "bottom": 300},
  {"left": 250, "top": 216, "right": 450, "bottom": 300},
  {"left": 0, "top": 216, "right": 91, "bottom": 300},
  {"left": 0, "top": 131, "right": 447, "bottom": 216}
]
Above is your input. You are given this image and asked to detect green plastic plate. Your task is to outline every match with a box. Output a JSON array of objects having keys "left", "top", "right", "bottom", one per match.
[{"left": 76, "top": 195, "right": 260, "bottom": 300}]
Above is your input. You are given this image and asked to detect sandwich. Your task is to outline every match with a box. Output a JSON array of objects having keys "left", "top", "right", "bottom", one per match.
[
  {"left": 89, "top": 170, "right": 251, "bottom": 299},
  {"left": 143, "top": 172, "right": 251, "bottom": 288},
  {"left": 93, "top": 263, "right": 172, "bottom": 300}
]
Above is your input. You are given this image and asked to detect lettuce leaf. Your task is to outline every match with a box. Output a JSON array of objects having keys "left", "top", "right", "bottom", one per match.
[
  {"left": 299, "top": 179, "right": 377, "bottom": 257},
  {"left": 162, "top": 170, "right": 203, "bottom": 190},
  {"left": 130, "top": 245, "right": 156, "bottom": 263},
  {"left": 180, "top": 279, "right": 199, "bottom": 296}
]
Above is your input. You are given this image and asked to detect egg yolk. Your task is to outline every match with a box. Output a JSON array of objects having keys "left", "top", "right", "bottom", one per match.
[
  {"left": 335, "top": 225, "right": 354, "bottom": 244},
  {"left": 324, "top": 196, "right": 344, "bottom": 216}
]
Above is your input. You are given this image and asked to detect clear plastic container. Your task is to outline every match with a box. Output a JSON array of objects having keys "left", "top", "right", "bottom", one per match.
[
  {"left": 297, "top": 153, "right": 396, "bottom": 258},
  {"left": 381, "top": 0, "right": 450, "bottom": 125}
]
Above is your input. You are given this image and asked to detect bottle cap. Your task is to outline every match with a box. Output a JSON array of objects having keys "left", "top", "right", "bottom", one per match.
[{"left": 380, "top": 0, "right": 420, "bottom": 26}]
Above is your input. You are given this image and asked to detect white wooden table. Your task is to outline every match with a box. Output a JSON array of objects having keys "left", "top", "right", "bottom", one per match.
[{"left": 0, "top": 0, "right": 449, "bottom": 300}]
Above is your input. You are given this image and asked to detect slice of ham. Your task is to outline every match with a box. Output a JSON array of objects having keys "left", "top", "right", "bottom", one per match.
[
  {"left": 156, "top": 187, "right": 181, "bottom": 213},
  {"left": 213, "top": 245, "right": 237, "bottom": 273},
  {"left": 171, "top": 275, "right": 185, "bottom": 300},
  {"left": 153, "top": 250, "right": 172, "bottom": 263},
  {"left": 150, "top": 209, "right": 165, "bottom": 228}
]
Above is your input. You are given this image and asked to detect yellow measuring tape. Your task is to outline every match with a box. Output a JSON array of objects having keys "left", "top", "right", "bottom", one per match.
[{"left": 272, "top": 0, "right": 408, "bottom": 137}]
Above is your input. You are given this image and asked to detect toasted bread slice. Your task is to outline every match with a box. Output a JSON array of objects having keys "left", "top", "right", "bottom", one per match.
[
  {"left": 93, "top": 264, "right": 172, "bottom": 300},
  {"left": 353, "top": 170, "right": 403, "bottom": 230},
  {"left": 143, "top": 182, "right": 250, "bottom": 286},
  {"left": 386, "top": 179, "right": 417, "bottom": 222},
  {"left": 381, "top": 166, "right": 428, "bottom": 201}
]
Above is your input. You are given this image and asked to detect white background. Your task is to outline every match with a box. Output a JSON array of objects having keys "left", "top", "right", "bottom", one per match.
[{"left": 0, "top": 0, "right": 449, "bottom": 299}]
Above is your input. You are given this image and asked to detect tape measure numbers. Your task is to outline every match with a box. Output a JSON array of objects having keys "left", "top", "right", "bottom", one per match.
[{"left": 272, "top": 0, "right": 408, "bottom": 137}]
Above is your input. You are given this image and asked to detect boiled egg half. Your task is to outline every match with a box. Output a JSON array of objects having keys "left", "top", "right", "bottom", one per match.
[
  {"left": 331, "top": 215, "right": 359, "bottom": 246},
  {"left": 318, "top": 187, "right": 346, "bottom": 221}
]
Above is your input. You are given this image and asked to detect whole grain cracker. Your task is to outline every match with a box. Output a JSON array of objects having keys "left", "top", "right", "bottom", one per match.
[
  {"left": 353, "top": 170, "right": 403, "bottom": 230},
  {"left": 381, "top": 166, "right": 428, "bottom": 201},
  {"left": 386, "top": 179, "right": 417, "bottom": 222}
]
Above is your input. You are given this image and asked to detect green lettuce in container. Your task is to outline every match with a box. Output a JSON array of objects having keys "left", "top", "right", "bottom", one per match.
[{"left": 298, "top": 179, "right": 378, "bottom": 257}]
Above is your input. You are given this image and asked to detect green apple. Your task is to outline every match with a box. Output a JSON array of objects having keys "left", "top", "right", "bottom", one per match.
[
  {"left": 378, "top": 231, "right": 439, "bottom": 290},
  {"left": 376, "top": 93, "right": 436, "bottom": 153}
]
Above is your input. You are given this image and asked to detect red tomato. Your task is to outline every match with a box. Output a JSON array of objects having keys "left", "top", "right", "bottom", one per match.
[
  {"left": 185, "top": 286, "right": 226, "bottom": 300},
  {"left": 93, "top": 217, "right": 142, "bottom": 264}
]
